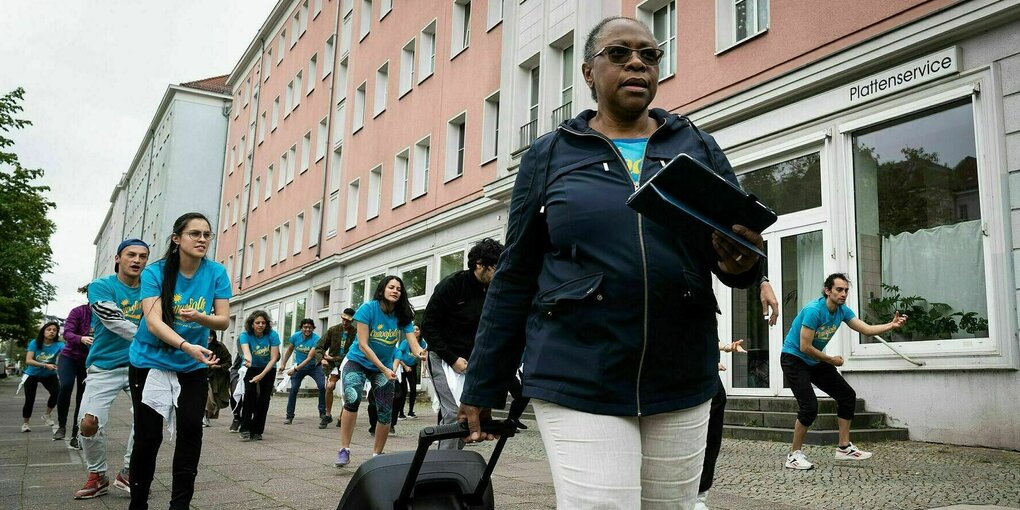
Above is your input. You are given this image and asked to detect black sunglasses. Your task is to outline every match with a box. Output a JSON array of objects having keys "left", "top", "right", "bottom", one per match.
[{"left": 593, "top": 45, "right": 664, "bottom": 66}]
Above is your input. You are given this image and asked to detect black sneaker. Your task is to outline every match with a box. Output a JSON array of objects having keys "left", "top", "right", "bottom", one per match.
[
  {"left": 318, "top": 415, "right": 332, "bottom": 429},
  {"left": 407, "top": 412, "right": 416, "bottom": 418},
  {"left": 398, "top": 413, "right": 406, "bottom": 419},
  {"left": 229, "top": 418, "right": 241, "bottom": 433},
  {"left": 513, "top": 419, "right": 529, "bottom": 430},
  {"left": 240, "top": 432, "right": 252, "bottom": 442},
  {"left": 68, "top": 436, "right": 82, "bottom": 450},
  {"left": 283, "top": 418, "right": 293, "bottom": 425},
  {"left": 368, "top": 427, "right": 375, "bottom": 436},
  {"left": 252, "top": 433, "right": 263, "bottom": 441},
  {"left": 53, "top": 427, "right": 66, "bottom": 440}
]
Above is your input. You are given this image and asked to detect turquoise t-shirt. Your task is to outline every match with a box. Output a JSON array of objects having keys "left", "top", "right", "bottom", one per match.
[
  {"left": 782, "top": 297, "right": 857, "bottom": 366},
  {"left": 394, "top": 338, "right": 427, "bottom": 367},
  {"left": 25, "top": 339, "right": 64, "bottom": 377},
  {"left": 87, "top": 274, "right": 143, "bottom": 370},
  {"left": 288, "top": 331, "right": 320, "bottom": 366},
  {"left": 239, "top": 330, "right": 281, "bottom": 368},
  {"left": 613, "top": 138, "right": 649, "bottom": 184},
  {"left": 346, "top": 300, "right": 415, "bottom": 372},
  {"left": 129, "top": 259, "right": 233, "bottom": 373}
]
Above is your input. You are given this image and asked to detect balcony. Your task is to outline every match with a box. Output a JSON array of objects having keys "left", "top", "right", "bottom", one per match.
[
  {"left": 551, "top": 101, "right": 572, "bottom": 127},
  {"left": 516, "top": 119, "right": 538, "bottom": 153}
]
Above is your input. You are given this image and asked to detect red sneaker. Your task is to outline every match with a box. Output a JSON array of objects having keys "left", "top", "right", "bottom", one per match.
[
  {"left": 74, "top": 472, "right": 110, "bottom": 499},
  {"left": 113, "top": 468, "right": 131, "bottom": 493}
]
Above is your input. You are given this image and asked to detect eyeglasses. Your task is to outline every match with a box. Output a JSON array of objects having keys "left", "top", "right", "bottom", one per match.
[
  {"left": 184, "top": 230, "right": 215, "bottom": 241},
  {"left": 593, "top": 45, "right": 664, "bottom": 66}
]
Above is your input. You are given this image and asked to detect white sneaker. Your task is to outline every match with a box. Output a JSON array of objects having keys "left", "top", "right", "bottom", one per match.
[
  {"left": 42, "top": 412, "right": 55, "bottom": 427},
  {"left": 834, "top": 442, "right": 873, "bottom": 460},
  {"left": 785, "top": 450, "right": 814, "bottom": 470},
  {"left": 21, "top": 423, "right": 31, "bottom": 433},
  {"left": 694, "top": 491, "right": 710, "bottom": 510},
  {"left": 202, "top": 416, "right": 211, "bottom": 427}
]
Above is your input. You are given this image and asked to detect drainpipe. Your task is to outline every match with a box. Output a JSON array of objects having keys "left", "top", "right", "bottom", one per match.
[
  {"left": 139, "top": 129, "right": 155, "bottom": 245},
  {"left": 315, "top": 1, "right": 344, "bottom": 259},
  {"left": 236, "top": 36, "right": 268, "bottom": 292}
]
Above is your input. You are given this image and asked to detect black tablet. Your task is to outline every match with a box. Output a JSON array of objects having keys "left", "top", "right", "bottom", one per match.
[{"left": 626, "top": 153, "right": 777, "bottom": 259}]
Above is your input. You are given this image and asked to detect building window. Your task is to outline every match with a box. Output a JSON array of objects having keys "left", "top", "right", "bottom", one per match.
[
  {"left": 519, "top": 65, "right": 540, "bottom": 151},
  {"left": 393, "top": 149, "right": 409, "bottom": 208},
  {"left": 452, "top": 0, "right": 471, "bottom": 56},
  {"left": 486, "top": 0, "right": 503, "bottom": 30},
  {"left": 852, "top": 99, "right": 987, "bottom": 345},
  {"left": 412, "top": 135, "right": 431, "bottom": 198},
  {"left": 375, "top": 62, "right": 389, "bottom": 115},
  {"left": 354, "top": 81, "right": 366, "bottom": 132},
  {"left": 265, "top": 48, "right": 273, "bottom": 80},
  {"left": 360, "top": 0, "right": 373, "bottom": 40},
  {"left": 331, "top": 145, "right": 343, "bottom": 192},
  {"left": 317, "top": 117, "right": 328, "bottom": 161},
  {"left": 314, "top": 0, "right": 322, "bottom": 18},
  {"left": 323, "top": 35, "right": 335, "bottom": 77},
  {"left": 401, "top": 265, "right": 428, "bottom": 298},
  {"left": 367, "top": 165, "right": 382, "bottom": 219},
  {"left": 294, "top": 71, "right": 303, "bottom": 109},
  {"left": 554, "top": 45, "right": 573, "bottom": 125},
  {"left": 308, "top": 54, "right": 317, "bottom": 94},
  {"left": 482, "top": 92, "right": 499, "bottom": 161},
  {"left": 259, "top": 235, "right": 268, "bottom": 271},
  {"left": 272, "top": 227, "right": 281, "bottom": 265},
  {"left": 280, "top": 222, "right": 290, "bottom": 261},
  {"left": 341, "top": 11, "right": 353, "bottom": 56},
  {"left": 337, "top": 58, "right": 350, "bottom": 102},
  {"left": 400, "top": 38, "right": 415, "bottom": 96},
  {"left": 277, "top": 30, "right": 286, "bottom": 63},
  {"left": 310, "top": 201, "right": 322, "bottom": 246},
  {"left": 350, "top": 279, "right": 366, "bottom": 310},
  {"left": 227, "top": 255, "right": 234, "bottom": 282},
  {"left": 287, "top": 144, "right": 297, "bottom": 182},
  {"left": 272, "top": 97, "right": 280, "bottom": 130},
  {"left": 334, "top": 102, "right": 346, "bottom": 146},
  {"left": 380, "top": 0, "right": 392, "bottom": 18},
  {"left": 266, "top": 165, "right": 274, "bottom": 199},
  {"left": 446, "top": 113, "right": 466, "bottom": 180},
  {"left": 327, "top": 191, "right": 340, "bottom": 235},
  {"left": 242, "top": 79, "right": 250, "bottom": 108},
  {"left": 301, "top": 132, "right": 311, "bottom": 173},
  {"left": 294, "top": 212, "right": 304, "bottom": 255},
  {"left": 715, "top": 0, "right": 768, "bottom": 51},
  {"left": 419, "top": 20, "right": 437, "bottom": 81},
  {"left": 286, "top": 80, "right": 295, "bottom": 112},
  {"left": 300, "top": 0, "right": 309, "bottom": 34},
  {"left": 440, "top": 250, "right": 465, "bottom": 280},
  {"left": 258, "top": 112, "right": 266, "bottom": 143},
  {"left": 252, "top": 177, "right": 261, "bottom": 210},
  {"left": 346, "top": 179, "right": 360, "bottom": 230},
  {"left": 245, "top": 243, "right": 254, "bottom": 277},
  {"left": 653, "top": 2, "right": 676, "bottom": 80},
  {"left": 232, "top": 194, "right": 239, "bottom": 225}
]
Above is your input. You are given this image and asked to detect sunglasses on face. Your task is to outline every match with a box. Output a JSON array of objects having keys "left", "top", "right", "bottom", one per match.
[
  {"left": 594, "top": 45, "right": 664, "bottom": 66},
  {"left": 184, "top": 230, "right": 216, "bottom": 241}
]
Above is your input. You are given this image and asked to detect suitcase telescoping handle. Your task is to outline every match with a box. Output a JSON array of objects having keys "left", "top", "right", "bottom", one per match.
[{"left": 395, "top": 407, "right": 525, "bottom": 509}]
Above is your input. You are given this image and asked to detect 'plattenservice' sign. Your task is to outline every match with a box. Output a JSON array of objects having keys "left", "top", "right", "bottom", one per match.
[{"left": 846, "top": 47, "right": 958, "bottom": 104}]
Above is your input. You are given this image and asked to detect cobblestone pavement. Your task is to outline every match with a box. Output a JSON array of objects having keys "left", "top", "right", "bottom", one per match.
[{"left": 1, "top": 377, "right": 1017, "bottom": 509}]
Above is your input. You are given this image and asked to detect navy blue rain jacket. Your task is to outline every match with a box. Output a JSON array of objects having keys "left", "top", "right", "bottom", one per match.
[{"left": 460, "top": 108, "right": 760, "bottom": 416}]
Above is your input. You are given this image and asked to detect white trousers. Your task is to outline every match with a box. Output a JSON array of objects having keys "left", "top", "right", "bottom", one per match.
[{"left": 533, "top": 399, "right": 711, "bottom": 510}]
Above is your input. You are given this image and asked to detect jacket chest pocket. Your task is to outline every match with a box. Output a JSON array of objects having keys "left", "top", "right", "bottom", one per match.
[{"left": 536, "top": 273, "right": 605, "bottom": 314}]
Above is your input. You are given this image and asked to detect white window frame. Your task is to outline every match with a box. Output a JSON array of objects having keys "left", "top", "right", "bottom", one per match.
[
  {"left": 272, "top": 226, "right": 281, "bottom": 265},
  {"left": 294, "top": 70, "right": 303, "bottom": 109},
  {"left": 714, "top": 0, "right": 769, "bottom": 53},
  {"left": 317, "top": 117, "right": 328, "bottom": 162},
  {"left": 637, "top": 0, "right": 676, "bottom": 80},
  {"left": 482, "top": 91, "right": 499, "bottom": 163},
  {"left": 392, "top": 148, "right": 410, "bottom": 208},
  {"left": 353, "top": 81, "right": 367, "bottom": 132},
  {"left": 412, "top": 134, "right": 431, "bottom": 198},
  {"left": 277, "top": 30, "right": 286, "bottom": 64},
  {"left": 374, "top": 61, "right": 389, "bottom": 116},
  {"left": 418, "top": 19, "right": 437, "bottom": 83},
  {"left": 272, "top": 97, "right": 280, "bottom": 130},
  {"left": 294, "top": 212, "right": 304, "bottom": 255},
  {"left": 451, "top": 0, "right": 471, "bottom": 58},
  {"left": 445, "top": 111, "right": 467, "bottom": 181},
  {"left": 380, "top": 0, "right": 392, "bottom": 19},
  {"left": 287, "top": 144, "right": 297, "bottom": 182},
  {"left": 360, "top": 0, "right": 373, "bottom": 41},
  {"left": 258, "top": 111, "right": 266, "bottom": 144},
  {"left": 280, "top": 221, "right": 290, "bottom": 261},
  {"left": 367, "top": 164, "right": 383, "bottom": 219},
  {"left": 258, "top": 235, "right": 268, "bottom": 271},
  {"left": 245, "top": 243, "right": 254, "bottom": 277},
  {"left": 323, "top": 35, "right": 335, "bottom": 78},
  {"left": 327, "top": 191, "right": 340, "bottom": 237},
  {"left": 252, "top": 177, "right": 260, "bottom": 210},
  {"left": 310, "top": 201, "right": 322, "bottom": 247},
  {"left": 307, "top": 54, "right": 317, "bottom": 94},
  {"left": 399, "top": 38, "right": 416, "bottom": 97},
  {"left": 266, "top": 164, "right": 274, "bottom": 199},
  {"left": 486, "top": 0, "right": 503, "bottom": 31},
  {"left": 346, "top": 178, "right": 361, "bottom": 230},
  {"left": 301, "top": 132, "right": 311, "bottom": 173}
]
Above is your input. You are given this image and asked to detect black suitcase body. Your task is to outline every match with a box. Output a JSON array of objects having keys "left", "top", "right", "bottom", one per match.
[{"left": 337, "top": 419, "right": 519, "bottom": 510}]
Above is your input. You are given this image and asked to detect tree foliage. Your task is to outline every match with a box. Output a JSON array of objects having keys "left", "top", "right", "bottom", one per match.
[{"left": 0, "top": 87, "right": 56, "bottom": 345}]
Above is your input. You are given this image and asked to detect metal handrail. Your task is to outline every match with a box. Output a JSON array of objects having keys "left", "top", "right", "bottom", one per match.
[
  {"left": 871, "top": 335, "right": 925, "bottom": 366},
  {"left": 551, "top": 101, "right": 572, "bottom": 127},
  {"left": 517, "top": 119, "right": 538, "bottom": 152}
]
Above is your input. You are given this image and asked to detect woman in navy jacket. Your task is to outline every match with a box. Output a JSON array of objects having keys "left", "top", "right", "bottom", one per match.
[{"left": 459, "top": 16, "right": 762, "bottom": 509}]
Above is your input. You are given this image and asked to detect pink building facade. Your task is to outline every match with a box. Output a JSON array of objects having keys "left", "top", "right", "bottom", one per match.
[{"left": 217, "top": 0, "right": 1020, "bottom": 447}]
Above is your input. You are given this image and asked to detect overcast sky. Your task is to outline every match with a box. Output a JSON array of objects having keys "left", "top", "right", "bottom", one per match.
[{"left": 1, "top": 0, "right": 277, "bottom": 318}]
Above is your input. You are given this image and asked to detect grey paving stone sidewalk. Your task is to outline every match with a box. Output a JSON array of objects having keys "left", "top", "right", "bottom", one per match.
[{"left": 1, "top": 376, "right": 1017, "bottom": 509}]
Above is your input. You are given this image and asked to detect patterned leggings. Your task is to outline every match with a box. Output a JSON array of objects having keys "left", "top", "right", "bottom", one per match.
[{"left": 341, "top": 361, "right": 395, "bottom": 425}]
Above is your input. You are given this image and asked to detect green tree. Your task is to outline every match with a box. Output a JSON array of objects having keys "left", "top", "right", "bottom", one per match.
[{"left": 0, "top": 87, "right": 57, "bottom": 353}]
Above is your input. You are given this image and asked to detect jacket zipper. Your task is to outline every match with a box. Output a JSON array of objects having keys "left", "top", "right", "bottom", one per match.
[{"left": 559, "top": 121, "right": 666, "bottom": 416}]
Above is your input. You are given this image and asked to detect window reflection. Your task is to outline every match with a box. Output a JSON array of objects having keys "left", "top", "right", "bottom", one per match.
[{"left": 738, "top": 152, "right": 821, "bottom": 217}]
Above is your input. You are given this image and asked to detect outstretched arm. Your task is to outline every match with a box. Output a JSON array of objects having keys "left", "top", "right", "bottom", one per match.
[{"left": 847, "top": 312, "right": 908, "bottom": 337}]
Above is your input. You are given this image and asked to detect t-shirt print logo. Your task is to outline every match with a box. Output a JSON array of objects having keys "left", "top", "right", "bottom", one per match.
[{"left": 253, "top": 346, "right": 270, "bottom": 357}]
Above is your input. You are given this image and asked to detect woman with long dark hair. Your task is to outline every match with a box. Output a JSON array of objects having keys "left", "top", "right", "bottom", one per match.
[
  {"left": 128, "top": 212, "right": 231, "bottom": 510},
  {"left": 54, "top": 284, "right": 92, "bottom": 443},
  {"left": 237, "top": 309, "right": 280, "bottom": 440},
  {"left": 20, "top": 321, "right": 64, "bottom": 432},
  {"left": 334, "top": 275, "right": 426, "bottom": 466}
]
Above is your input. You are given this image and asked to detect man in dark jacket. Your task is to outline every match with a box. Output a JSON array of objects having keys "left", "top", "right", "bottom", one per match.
[
  {"left": 317, "top": 308, "right": 356, "bottom": 427},
  {"left": 422, "top": 238, "right": 507, "bottom": 449}
]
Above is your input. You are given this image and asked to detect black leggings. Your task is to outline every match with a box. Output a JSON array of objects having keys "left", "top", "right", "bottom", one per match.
[
  {"left": 240, "top": 367, "right": 274, "bottom": 435},
  {"left": 781, "top": 353, "right": 856, "bottom": 427},
  {"left": 129, "top": 366, "right": 208, "bottom": 510},
  {"left": 23, "top": 374, "right": 59, "bottom": 419},
  {"left": 699, "top": 379, "right": 727, "bottom": 493},
  {"left": 56, "top": 356, "right": 87, "bottom": 434}
]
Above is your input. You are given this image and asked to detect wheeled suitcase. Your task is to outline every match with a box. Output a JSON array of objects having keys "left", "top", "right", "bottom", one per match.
[{"left": 337, "top": 418, "right": 520, "bottom": 510}]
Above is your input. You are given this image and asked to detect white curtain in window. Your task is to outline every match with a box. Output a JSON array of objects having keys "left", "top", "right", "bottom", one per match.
[
  {"left": 880, "top": 219, "right": 986, "bottom": 317},
  {"left": 796, "top": 230, "right": 824, "bottom": 310}
]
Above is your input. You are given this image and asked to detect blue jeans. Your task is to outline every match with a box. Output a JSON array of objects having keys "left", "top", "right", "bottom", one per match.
[{"left": 285, "top": 364, "right": 326, "bottom": 419}]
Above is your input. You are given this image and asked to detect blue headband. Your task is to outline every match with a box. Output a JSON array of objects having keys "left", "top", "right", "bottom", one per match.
[{"left": 116, "top": 238, "right": 149, "bottom": 255}]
